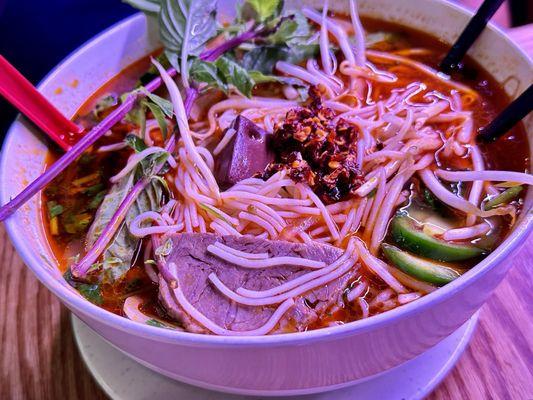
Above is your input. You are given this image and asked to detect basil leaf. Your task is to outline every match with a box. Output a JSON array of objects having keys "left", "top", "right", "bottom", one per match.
[
  {"left": 240, "top": 0, "right": 283, "bottom": 22},
  {"left": 125, "top": 134, "right": 148, "bottom": 153},
  {"left": 216, "top": 57, "right": 255, "bottom": 97},
  {"left": 248, "top": 70, "right": 279, "bottom": 84},
  {"left": 144, "top": 100, "right": 169, "bottom": 140},
  {"left": 191, "top": 57, "right": 256, "bottom": 98},
  {"left": 241, "top": 44, "right": 318, "bottom": 74},
  {"left": 86, "top": 174, "right": 165, "bottom": 283},
  {"left": 190, "top": 59, "right": 228, "bottom": 92},
  {"left": 267, "top": 12, "right": 311, "bottom": 45},
  {"left": 143, "top": 90, "right": 173, "bottom": 118},
  {"left": 158, "top": 0, "right": 217, "bottom": 68},
  {"left": 77, "top": 283, "right": 104, "bottom": 305}
]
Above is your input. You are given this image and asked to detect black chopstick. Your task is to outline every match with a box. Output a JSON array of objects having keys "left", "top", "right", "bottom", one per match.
[
  {"left": 477, "top": 84, "right": 533, "bottom": 143},
  {"left": 440, "top": 0, "right": 505, "bottom": 72}
]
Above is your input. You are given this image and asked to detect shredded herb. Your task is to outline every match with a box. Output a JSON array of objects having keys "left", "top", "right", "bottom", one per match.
[
  {"left": 88, "top": 190, "right": 107, "bottom": 210},
  {"left": 93, "top": 94, "right": 118, "bottom": 118},
  {"left": 63, "top": 268, "right": 104, "bottom": 305},
  {"left": 83, "top": 183, "right": 106, "bottom": 196},
  {"left": 63, "top": 213, "right": 93, "bottom": 234},
  {"left": 239, "top": 0, "right": 283, "bottom": 23},
  {"left": 484, "top": 186, "right": 523, "bottom": 210},
  {"left": 47, "top": 201, "right": 64, "bottom": 218},
  {"left": 146, "top": 319, "right": 167, "bottom": 328},
  {"left": 199, "top": 203, "right": 230, "bottom": 224}
]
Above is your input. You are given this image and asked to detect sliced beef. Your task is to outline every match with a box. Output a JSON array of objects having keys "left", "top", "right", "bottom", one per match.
[
  {"left": 158, "top": 233, "right": 358, "bottom": 334},
  {"left": 214, "top": 116, "right": 274, "bottom": 190}
]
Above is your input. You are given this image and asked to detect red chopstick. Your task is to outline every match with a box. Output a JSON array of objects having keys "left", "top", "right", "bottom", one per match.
[{"left": 0, "top": 55, "right": 83, "bottom": 151}]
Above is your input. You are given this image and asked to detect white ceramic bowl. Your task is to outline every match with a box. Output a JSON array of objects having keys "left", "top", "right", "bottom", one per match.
[{"left": 1, "top": 0, "right": 531, "bottom": 395}]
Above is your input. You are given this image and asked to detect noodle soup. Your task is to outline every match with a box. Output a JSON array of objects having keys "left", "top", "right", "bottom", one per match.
[{"left": 41, "top": 2, "right": 529, "bottom": 334}]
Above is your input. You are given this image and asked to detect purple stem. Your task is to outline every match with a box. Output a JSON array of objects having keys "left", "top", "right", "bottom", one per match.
[
  {"left": 0, "top": 26, "right": 258, "bottom": 222},
  {"left": 0, "top": 69, "right": 178, "bottom": 222},
  {"left": 200, "top": 28, "right": 259, "bottom": 62},
  {"left": 71, "top": 88, "right": 199, "bottom": 279}
]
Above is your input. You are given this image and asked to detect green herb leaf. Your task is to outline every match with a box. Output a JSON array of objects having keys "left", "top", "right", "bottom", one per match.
[
  {"left": 63, "top": 269, "right": 104, "bottom": 305},
  {"left": 240, "top": 0, "right": 283, "bottom": 22},
  {"left": 157, "top": 0, "right": 218, "bottom": 70},
  {"left": 63, "top": 213, "right": 93, "bottom": 234},
  {"left": 93, "top": 94, "right": 118, "bottom": 118},
  {"left": 241, "top": 44, "right": 318, "bottom": 74},
  {"left": 484, "top": 186, "right": 523, "bottom": 210},
  {"left": 47, "top": 201, "right": 64, "bottom": 218},
  {"left": 142, "top": 90, "right": 173, "bottom": 118},
  {"left": 125, "top": 134, "right": 148, "bottom": 153},
  {"left": 190, "top": 59, "right": 226, "bottom": 90},
  {"left": 199, "top": 203, "right": 230, "bottom": 224},
  {"left": 146, "top": 319, "right": 167, "bottom": 328},
  {"left": 83, "top": 183, "right": 105, "bottom": 196},
  {"left": 267, "top": 12, "right": 311, "bottom": 45},
  {"left": 191, "top": 56, "right": 256, "bottom": 97},
  {"left": 86, "top": 172, "right": 165, "bottom": 283},
  {"left": 88, "top": 190, "right": 107, "bottom": 210},
  {"left": 216, "top": 57, "right": 255, "bottom": 97},
  {"left": 144, "top": 100, "right": 169, "bottom": 140},
  {"left": 248, "top": 70, "right": 279, "bottom": 84}
]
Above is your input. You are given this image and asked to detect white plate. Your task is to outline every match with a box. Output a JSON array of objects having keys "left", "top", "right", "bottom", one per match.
[{"left": 73, "top": 313, "right": 478, "bottom": 400}]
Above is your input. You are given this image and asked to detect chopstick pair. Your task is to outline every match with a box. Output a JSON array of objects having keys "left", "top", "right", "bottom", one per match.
[{"left": 439, "top": 0, "right": 532, "bottom": 142}]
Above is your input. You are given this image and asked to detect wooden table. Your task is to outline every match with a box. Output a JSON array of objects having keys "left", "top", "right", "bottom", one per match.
[{"left": 1, "top": 26, "right": 532, "bottom": 400}]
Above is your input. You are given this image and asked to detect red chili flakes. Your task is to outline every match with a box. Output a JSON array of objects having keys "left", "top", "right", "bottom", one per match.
[{"left": 263, "top": 86, "right": 364, "bottom": 204}]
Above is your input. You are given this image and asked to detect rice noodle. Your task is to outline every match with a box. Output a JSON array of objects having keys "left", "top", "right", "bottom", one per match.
[
  {"left": 298, "top": 184, "right": 340, "bottom": 240},
  {"left": 354, "top": 239, "right": 406, "bottom": 293},
  {"left": 208, "top": 258, "right": 356, "bottom": 306},
  {"left": 303, "top": 7, "right": 356, "bottom": 66},
  {"left": 320, "top": 0, "right": 333, "bottom": 75},
  {"left": 237, "top": 239, "right": 357, "bottom": 299},
  {"left": 123, "top": 295, "right": 153, "bottom": 324},
  {"left": 167, "top": 279, "right": 294, "bottom": 336},
  {"left": 358, "top": 298, "right": 370, "bottom": 318},
  {"left": 153, "top": 61, "right": 221, "bottom": 200},
  {"left": 349, "top": 0, "right": 366, "bottom": 66},
  {"left": 110, "top": 147, "right": 167, "bottom": 183},
  {"left": 366, "top": 50, "right": 480, "bottom": 96},
  {"left": 435, "top": 169, "right": 533, "bottom": 186},
  {"left": 207, "top": 244, "right": 327, "bottom": 269},
  {"left": 419, "top": 169, "right": 512, "bottom": 217},
  {"left": 466, "top": 146, "right": 485, "bottom": 226},
  {"left": 398, "top": 292, "right": 422, "bottom": 304},
  {"left": 129, "top": 211, "right": 184, "bottom": 237},
  {"left": 213, "top": 128, "right": 236, "bottom": 156},
  {"left": 442, "top": 222, "right": 491, "bottom": 241},
  {"left": 346, "top": 280, "right": 367, "bottom": 302},
  {"left": 213, "top": 241, "right": 269, "bottom": 259},
  {"left": 98, "top": 142, "right": 128, "bottom": 153}
]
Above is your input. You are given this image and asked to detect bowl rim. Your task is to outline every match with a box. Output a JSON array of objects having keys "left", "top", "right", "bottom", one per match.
[{"left": 1, "top": 0, "right": 532, "bottom": 347}]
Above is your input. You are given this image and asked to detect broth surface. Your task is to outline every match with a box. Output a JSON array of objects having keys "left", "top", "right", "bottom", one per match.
[{"left": 43, "top": 18, "right": 529, "bottom": 326}]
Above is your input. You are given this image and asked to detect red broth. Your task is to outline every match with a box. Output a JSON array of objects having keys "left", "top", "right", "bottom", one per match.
[{"left": 42, "top": 19, "right": 529, "bottom": 324}]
